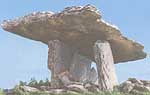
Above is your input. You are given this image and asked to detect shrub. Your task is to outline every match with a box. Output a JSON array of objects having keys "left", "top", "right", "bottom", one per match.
[
  {"left": 28, "top": 78, "right": 38, "bottom": 87},
  {"left": 144, "top": 92, "right": 150, "bottom": 95},
  {"left": 19, "top": 81, "right": 27, "bottom": 86},
  {"left": 18, "top": 78, "right": 51, "bottom": 87}
]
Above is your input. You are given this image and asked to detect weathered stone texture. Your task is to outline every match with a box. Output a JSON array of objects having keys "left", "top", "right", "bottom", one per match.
[
  {"left": 69, "top": 52, "right": 92, "bottom": 82},
  {"left": 48, "top": 40, "right": 74, "bottom": 88},
  {"left": 93, "top": 40, "right": 118, "bottom": 91},
  {"left": 118, "top": 78, "right": 150, "bottom": 95},
  {"left": 48, "top": 40, "right": 98, "bottom": 86},
  {"left": 1, "top": 5, "right": 146, "bottom": 63},
  {"left": 87, "top": 67, "right": 98, "bottom": 84}
]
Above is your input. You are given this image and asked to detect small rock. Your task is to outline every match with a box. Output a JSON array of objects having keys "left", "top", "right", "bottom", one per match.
[
  {"left": 19, "top": 86, "right": 39, "bottom": 92},
  {"left": 119, "top": 81, "right": 134, "bottom": 93},
  {"left": 67, "top": 84, "right": 87, "bottom": 93},
  {"left": 39, "top": 86, "right": 51, "bottom": 91},
  {"left": 134, "top": 84, "right": 150, "bottom": 92},
  {"left": 45, "top": 89, "right": 67, "bottom": 94},
  {"left": 128, "top": 78, "right": 143, "bottom": 85},
  {"left": 84, "top": 83, "right": 100, "bottom": 92},
  {"left": 119, "top": 78, "right": 150, "bottom": 94},
  {"left": 141, "top": 80, "right": 150, "bottom": 86}
]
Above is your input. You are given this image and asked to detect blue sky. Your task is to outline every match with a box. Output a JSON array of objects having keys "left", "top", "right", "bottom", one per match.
[{"left": 0, "top": 0, "right": 150, "bottom": 89}]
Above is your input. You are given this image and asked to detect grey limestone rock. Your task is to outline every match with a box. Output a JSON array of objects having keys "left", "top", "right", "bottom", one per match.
[{"left": 1, "top": 5, "right": 146, "bottom": 63}]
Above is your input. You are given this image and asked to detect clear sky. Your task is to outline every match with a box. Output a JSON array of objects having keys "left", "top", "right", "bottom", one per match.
[{"left": 0, "top": 0, "right": 150, "bottom": 89}]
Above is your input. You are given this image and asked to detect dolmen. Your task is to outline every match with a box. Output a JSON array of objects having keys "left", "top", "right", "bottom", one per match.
[{"left": 1, "top": 5, "right": 146, "bottom": 92}]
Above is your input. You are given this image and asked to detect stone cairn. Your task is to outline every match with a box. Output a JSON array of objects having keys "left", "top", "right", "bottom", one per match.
[{"left": 1, "top": 5, "right": 146, "bottom": 94}]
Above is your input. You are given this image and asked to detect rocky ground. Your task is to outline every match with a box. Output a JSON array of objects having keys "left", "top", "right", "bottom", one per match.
[
  {"left": 2, "top": 78, "right": 150, "bottom": 95},
  {"left": 118, "top": 78, "right": 150, "bottom": 95}
]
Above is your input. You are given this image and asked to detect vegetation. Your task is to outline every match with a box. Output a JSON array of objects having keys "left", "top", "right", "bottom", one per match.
[
  {"left": 1, "top": 85, "right": 150, "bottom": 95},
  {"left": 2, "top": 78, "right": 150, "bottom": 95},
  {"left": 19, "top": 78, "right": 50, "bottom": 87},
  {"left": 5, "top": 90, "right": 150, "bottom": 95},
  {"left": 0, "top": 88, "right": 4, "bottom": 95},
  {"left": 12, "top": 86, "right": 150, "bottom": 95}
]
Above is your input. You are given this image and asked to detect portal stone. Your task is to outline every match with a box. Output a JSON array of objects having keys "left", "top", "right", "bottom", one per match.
[
  {"left": 69, "top": 53, "right": 92, "bottom": 83},
  {"left": 48, "top": 40, "right": 74, "bottom": 88}
]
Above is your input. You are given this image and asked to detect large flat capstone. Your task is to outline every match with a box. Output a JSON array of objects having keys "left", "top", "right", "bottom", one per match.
[{"left": 1, "top": 5, "right": 146, "bottom": 63}]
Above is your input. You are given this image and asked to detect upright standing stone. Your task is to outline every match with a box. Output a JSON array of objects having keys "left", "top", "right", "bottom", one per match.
[
  {"left": 93, "top": 40, "right": 118, "bottom": 92},
  {"left": 69, "top": 52, "right": 92, "bottom": 83},
  {"left": 48, "top": 40, "right": 74, "bottom": 88},
  {"left": 87, "top": 67, "right": 98, "bottom": 84}
]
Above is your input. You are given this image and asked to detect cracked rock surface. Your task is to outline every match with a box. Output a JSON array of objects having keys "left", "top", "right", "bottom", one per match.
[
  {"left": 118, "top": 78, "right": 150, "bottom": 95},
  {"left": 1, "top": 4, "right": 146, "bottom": 63}
]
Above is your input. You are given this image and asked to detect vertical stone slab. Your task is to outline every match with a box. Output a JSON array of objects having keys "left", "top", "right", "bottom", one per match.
[
  {"left": 93, "top": 40, "right": 118, "bottom": 92},
  {"left": 48, "top": 40, "right": 74, "bottom": 88},
  {"left": 87, "top": 67, "right": 98, "bottom": 84},
  {"left": 69, "top": 53, "right": 92, "bottom": 83}
]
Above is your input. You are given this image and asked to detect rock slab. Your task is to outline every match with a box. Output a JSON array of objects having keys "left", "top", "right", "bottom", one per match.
[
  {"left": 1, "top": 5, "right": 146, "bottom": 63},
  {"left": 94, "top": 40, "right": 118, "bottom": 91}
]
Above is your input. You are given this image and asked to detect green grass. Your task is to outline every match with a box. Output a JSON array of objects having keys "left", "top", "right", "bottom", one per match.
[
  {"left": 2, "top": 78, "right": 150, "bottom": 95},
  {"left": 16, "top": 92, "right": 150, "bottom": 95},
  {"left": 3, "top": 91, "right": 128, "bottom": 95},
  {"left": 2, "top": 90, "right": 150, "bottom": 95},
  {"left": 0, "top": 88, "right": 4, "bottom": 95}
]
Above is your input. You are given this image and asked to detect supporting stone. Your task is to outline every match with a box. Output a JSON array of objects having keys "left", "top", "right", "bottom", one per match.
[
  {"left": 48, "top": 40, "right": 74, "bottom": 88},
  {"left": 87, "top": 67, "right": 98, "bottom": 84},
  {"left": 48, "top": 40, "right": 102, "bottom": 88},
  {"left": 93, "top": 40, "right": 118, "bottom": 92},
  {"left": 69, "top": 52, "right": 92, "bottom": 83}
]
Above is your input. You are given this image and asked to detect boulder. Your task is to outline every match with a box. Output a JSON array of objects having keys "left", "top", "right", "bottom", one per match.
[
  {"left": 119, "top": 81, "right": 135, "bottom": 93},
  {"left": 119, "top": 78, "right": 150, "bottom": 94},
  {"left": 141, "top": 80, "right": 150, "bottom": 86},
  {"left": 19, "top": 86, "right": 39, "bottom": 93},
  {"left": 134, "top": 84, "right": 150, "bottom": 92},
  {"left": 128, "top": 78, "right": 143, "bottom": 85},
  {"left": 84, "top": 82, "right": 100, "bottom": 92}
]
